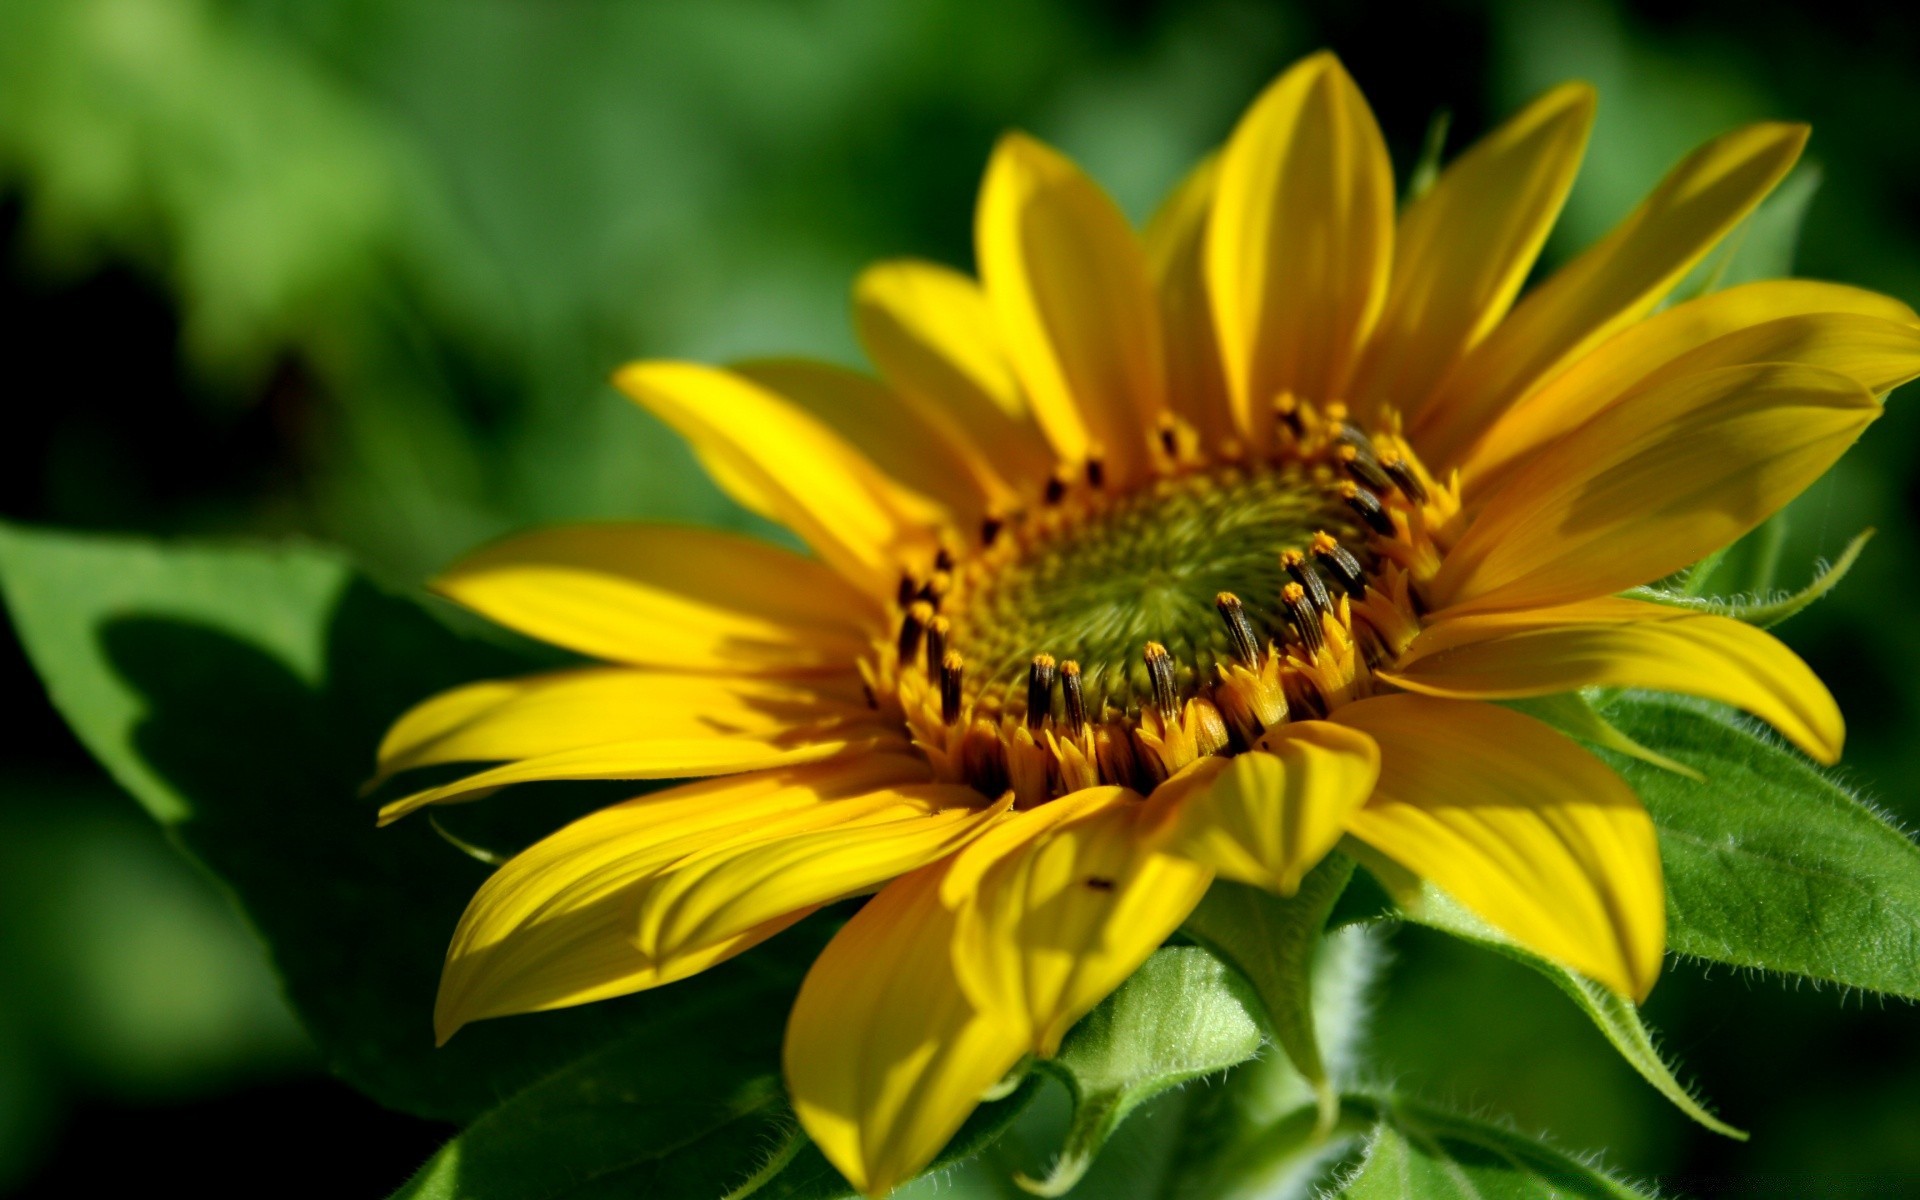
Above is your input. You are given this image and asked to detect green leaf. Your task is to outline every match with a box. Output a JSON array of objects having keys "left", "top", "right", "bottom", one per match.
[
  {"left": 1598, "top": 693, "right": 1920, "bottom": 998},
  {"left": 1020, "top": 946, "right": 1265, "bottom": 1196},
  {"left": 1332, "top": 1094, "right": 1656, "bottom": 1199},
  {"left": 1180, "top": 857, "right": 1355, "bottom": 1127},
  {"left": 1364, "top": 870, "right": 1743, "bottom": 1140},
  {"left": 1636, "top": 527, "right": 1872, "bottom": 628},
  {"left": 393, "top": 1019, "right": 1036, "bottom": 1200},
  {"left": 0, "top": 523, "right": 826, "bottom": 1126}
]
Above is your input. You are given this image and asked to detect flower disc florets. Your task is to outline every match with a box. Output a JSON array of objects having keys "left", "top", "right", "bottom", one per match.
[{"left": 870, "top": 399, "right": 1458, "bottom": 806}]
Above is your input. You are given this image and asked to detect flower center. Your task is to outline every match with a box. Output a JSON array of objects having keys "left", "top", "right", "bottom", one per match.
[
  {"left": 947, "top": 465, "right": 1364, "bottom": 717},
  {"left": 866, "top": 401, "right": 1456, "bottom": 806}
]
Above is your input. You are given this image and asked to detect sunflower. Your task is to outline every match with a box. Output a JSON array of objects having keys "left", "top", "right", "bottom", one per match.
[{"left": 374, "top": 51, "right": 1920, "bottom": 1196}]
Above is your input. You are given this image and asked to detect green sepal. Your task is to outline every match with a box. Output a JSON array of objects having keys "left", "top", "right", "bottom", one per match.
[
  {"left": 1019, "top": 946, "right": 1265, "bottom": 1196},
  {"left": 1637, "top": 527, "right": 1871, "bottom": 628},
  {"left": 1180, "top": 857, "right": 1356, "bottom": 1129}
]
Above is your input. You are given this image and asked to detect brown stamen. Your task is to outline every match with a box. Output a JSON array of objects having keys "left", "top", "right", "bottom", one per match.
[
  {"left": 1275, "top": 392, "right": 1304, "bottom": 438},
  {"left": 898, "top": 600, "right": 932, "bottom": 660},
  {"left": 1282, "top": 582, "right": 1324, "bottom": 656},
  {"left": 1380, "top": 453, "right": 1429, "bottom": 504},
  {"left": 1044, "top": 469, "right": 1070, "bottom": 506},
  {"left": 940, "top": 652, "right": 965, "bottom": 725},
  {"left": 1061, "top": 660, "right": 1086, "bottom": 735},
  {"left": 1143, "top": 642, "right": 1179, "bottom": 724},
  {"left": 924, "top": 615, "right": 950, "bottom": 680},
  {"left": 1027, "top": 655, "right": 1057, "bottom": 731},
  {"left": 1336, "top": 443, "right": 1395, "bottom": 494},
  {"left": 1280, "top": 548, "right": 1332, "bottom": 615},
  {"left": 1215, "top": 592, "right": 1261, "bottom": 666},
  {"left": 1310, "top": 530, "right": 1368, "bottom": 594},
  {"left": 1339, "top": 481, "right": 1397, "bottom": 536}
]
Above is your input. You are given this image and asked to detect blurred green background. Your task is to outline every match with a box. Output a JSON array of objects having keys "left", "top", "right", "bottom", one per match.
[{"left": 3, "top": 0, "right": 1917, "bottom": 1194}]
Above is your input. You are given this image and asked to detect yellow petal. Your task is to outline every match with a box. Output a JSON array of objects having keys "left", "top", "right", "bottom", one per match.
[
  {"left": 943, "top": 787, "right": 1214, "bottom": 1056},
  {"left": 1463, "top": 285, "right": 1920, "bottom": 490},
  {"left": 1415, "top": 122, "right": 1809, "bottom": 467},
  {"left": 1206, "top": 51, "right": 1394, "bottom": 446},
  {"left": 434, "top": 755, "right": 935, "bottom": 1042},
  {"left": 375, "top": 667, "right": 868, "bottom": 782},
  {"left": 632, "top": 785, "right": 1005, "bottom": 970},
  {"left": 977, "top": 132, "right": 1166, "bottom": 485},
  {"left": 787, "top": 863, "right": 1030, "bottom": 1198},
  {"left": 1161, "top": 722, "right": 1380, "bottom": 894},
  {"left": 1335, "top": 694, "right": 1664, "bottom": 1000},
  {"left": 1144, "top": 155, "right": 1239, "bottom": 452},
  {"left": 1428, "top": 362, "right": 1879, "bottom": 615},
  {"left": 1384, "top": 596, "right": 1844, "bottom": 763},
  {"left": 615, "top": 361, "right": 939, "bottom": 597},
  {"left": 733, "top": 358, "right": 1008, "bottom": 531},
  {"left": 1349, "top": 83, "right": 1595, "bottom": 422},
  {"left": 852, "top": 258, "right": 1056, "bottom": 494},
  {"left": 435, "top": 523, "right": 881, "bottom": 672},
  {"left": 378, "top": 733, "right": 905, "bottom": 825}
]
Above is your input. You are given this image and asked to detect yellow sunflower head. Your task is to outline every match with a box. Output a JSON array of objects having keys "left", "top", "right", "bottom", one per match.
[{"left": 373, "top": 51, "right": 1920, "bottom": 1197}]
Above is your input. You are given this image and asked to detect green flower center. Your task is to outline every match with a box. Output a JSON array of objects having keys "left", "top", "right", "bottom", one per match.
[{"left": 947, "top": 464, "right": 1362, "bottom": 716}]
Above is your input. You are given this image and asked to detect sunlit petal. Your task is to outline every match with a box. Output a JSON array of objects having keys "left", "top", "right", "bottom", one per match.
[
  {"left": 943, "top": 787, "right": 1213, "bottom": 1056},
  {"left": 977, "top": 132, "right": 1165, "bottom": 485},
  {"left": 435, "top": 523, "right": 882, "bottom": 672},
  {"left": 433, "top": 756, "right": 935, "bottom": 1043},
  {"left": 1429, "top": 362, "right": 1879, "bottom": 614},
  {"left": 787, "top": 863, "right": 1031, "bottom": 1198},
  {"left": 1350, "top": 82, "right": 1594, "bottom": 421},
  {"left": 1386, "top": 596, "right": 1843, "bottom": 763},
  {"left": 1207, "top": 52, "right": 1393, "bottom": 446},
  {"left": 1415, "top": 122, "right": 1809, "bottom": 466},
  {"left": 1336, "top": 694, "right": 1664, "bottom": 999},
  {"left": 1161, "top": 721, "right": 1379, "bottom": 894},
  {"left": 616, "top": 361, "right": 940, "bottom": 597}
]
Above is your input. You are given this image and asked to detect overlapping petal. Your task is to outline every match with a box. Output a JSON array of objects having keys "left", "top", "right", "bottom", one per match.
[
  {"left": 1144, "top": 156, "right": 1239, "bottom": 452},
  {"left": 1387, "top": 597, "right": 1843, "bottom": 763},
  {"left": 1428, "top": 362, "right": 1879, "bottom": 614},
  {"left": 1349, "top": 82, "right": 1594, "bottom": 421},
  {"left": 1461, "top": 288, "right": 1920, "bottom": 489},
  {"left": 631, "top": 786, "right": 1008, "bottom": 966},
  {"left": 1415, "top": 122, "right": 1809, "bottom": 466},
  {"left": 434, "top": 755, "right": 937, "bottom": 1043},
  {"left": 378, "top": 732, "right": 904, "bottom": 825},
  {"left": 787, "top": 863, "right": 1030, "bottom": 1199},
  {"left": 942, "top": 787, "right": 1213, "bottom": 1056},
  {"left": 435, "top": 523, "right": 881, "bottom": 672},
  {"left": 977, "top": 132, "right": 1165, "bottom": 485},
  {"left": 375, "top": 666, "right": 869, "bottom": 783},
  {"left": 615, "top": 361, "right": 940, "bottom": 597},
  {"left": 1161, "top": 721, "right": 1379, "bottom": 894},
  {"left": 1336, "top": 695, "right": 1665, "bottom": 999},
  {"left": 852, "top": 259, "right": 1056, "bottom": 493},
  {"left": 733, "top": 358, "right": 1006, "bottom": 530},
  {"left": 1207, "top": 51, "right": 1393, "bottom": 446}
]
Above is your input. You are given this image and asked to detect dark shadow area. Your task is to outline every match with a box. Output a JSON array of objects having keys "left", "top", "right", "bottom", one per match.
[
  {"left": 93, "top": 579, "right": 830, "bottom": 1128},
  {"left": 8, "top": 1079, "right": 448, "bottom": 1200}
]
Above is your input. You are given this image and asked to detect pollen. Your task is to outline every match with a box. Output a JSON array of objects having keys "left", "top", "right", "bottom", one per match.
[{"left": 874, "top": 398, "right": 1457, "bottom": 801}]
